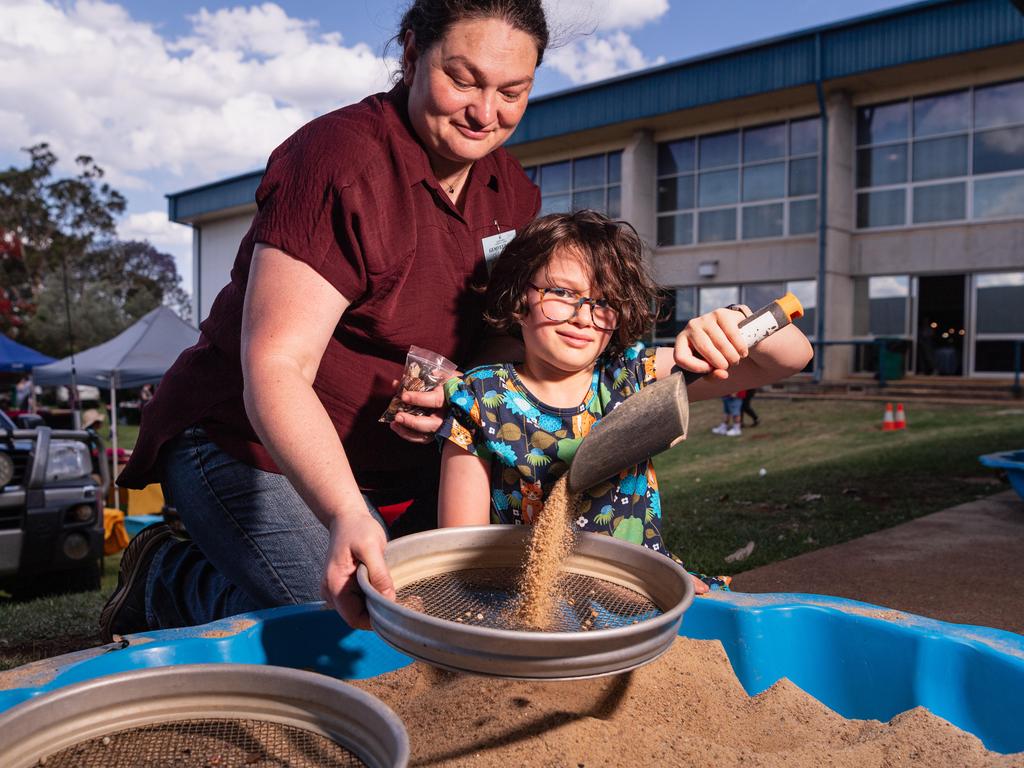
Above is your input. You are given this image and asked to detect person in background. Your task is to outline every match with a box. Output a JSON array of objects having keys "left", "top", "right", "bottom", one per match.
[
  {"left": 711, "top": 392, "right": 744, "bottom": 437},
  {"left": 740, "top": 387, "right": 759, "bottom": 428},
  {"left": 102, "top": 0, "right": 549, "bottom": 641},
  {"left": 436, "top": 211, "right": 813, "bottom": 594},
  {"left": 14, "top": 376, "right": 32, "bottom": 410}
]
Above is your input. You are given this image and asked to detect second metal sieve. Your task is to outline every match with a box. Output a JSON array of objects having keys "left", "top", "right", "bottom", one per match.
[{"left": 357, "top": 525, "right": 695, "bottom": 680}]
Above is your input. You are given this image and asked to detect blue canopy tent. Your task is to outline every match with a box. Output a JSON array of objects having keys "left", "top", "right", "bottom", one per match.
[
  {"left": 33, "top": 307, "right": 199, "bottom": 505},
  {"left": 0, "top": 334, "right": 55, "bottom": 373}
]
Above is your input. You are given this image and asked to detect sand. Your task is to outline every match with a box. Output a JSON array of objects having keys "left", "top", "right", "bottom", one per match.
[
  {"left": 352, "top": 637, "right": 1023, "bottom": 767},
  {"left": 514, "top": 475, "right": 578, "bottom": 629}
]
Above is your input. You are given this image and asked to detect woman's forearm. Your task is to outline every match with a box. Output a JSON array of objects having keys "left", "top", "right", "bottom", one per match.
[{"left": 243, "top": 357, "right": 369, "bottom": 527}]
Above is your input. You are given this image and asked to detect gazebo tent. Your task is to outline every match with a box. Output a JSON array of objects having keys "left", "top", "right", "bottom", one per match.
[
  {"left": 0, "top": 334, "right": 55, "bottom": 373},
  {"left": 33, "top": 306, "right": 198, "bottom": 389},
  {"left": 33, "top": 306, "right": 199, "bottom": 504}
]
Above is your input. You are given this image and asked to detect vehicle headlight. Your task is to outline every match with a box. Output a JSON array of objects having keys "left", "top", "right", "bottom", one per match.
[
  {"left": 46, "top": 440, "right": 92, "bottom": 482},
  {"left": 0, "top": 452, "right": 13, "bottom": 487}
]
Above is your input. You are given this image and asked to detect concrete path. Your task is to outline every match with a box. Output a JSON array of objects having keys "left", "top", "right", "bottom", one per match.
[{"left": 730, "top": 490, "right": 1024, "bottom": 635}]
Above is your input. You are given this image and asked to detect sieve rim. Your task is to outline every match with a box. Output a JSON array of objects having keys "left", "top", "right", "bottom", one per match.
[
  {"left": 0, "top": 663, "right": 410, "bottom": 768},
  {"left": 361, "top": 571, "right": 687, "bottom": 643},
  {"left": 357, "top": 527, "right": 695, "bottom": 678}
]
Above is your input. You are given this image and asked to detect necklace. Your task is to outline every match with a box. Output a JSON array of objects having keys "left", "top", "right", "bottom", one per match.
[{"left": 439, "top": 165, "right": 471, "bottom": 197}]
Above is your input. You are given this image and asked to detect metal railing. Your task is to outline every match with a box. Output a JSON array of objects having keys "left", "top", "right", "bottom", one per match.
[
  {"left": 813, "top": 338, "right": 1022, "bottom": 396},
  {"left": 812, "top": 338, "right": 907, "bottom": 387}
]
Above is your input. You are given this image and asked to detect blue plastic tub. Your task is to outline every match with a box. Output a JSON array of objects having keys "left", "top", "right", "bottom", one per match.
[
  {"left": 122, "top": 514, "right": 163, "bottom": 537},
  {"left": 979, "top": 449, "right": 1024, "bottom": 501},
  {"left": 1, "top": 594, "right": 1021, "bottom": 755}
]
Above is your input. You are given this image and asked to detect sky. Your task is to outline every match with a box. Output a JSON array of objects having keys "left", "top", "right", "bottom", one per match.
[{"left": 1, "top": 0, "right": 918, "bottom": 293}]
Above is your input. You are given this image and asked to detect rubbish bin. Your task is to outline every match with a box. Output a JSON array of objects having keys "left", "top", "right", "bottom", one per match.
[{"left": 878, "top": 339, "right": 906, "bottom": 381}]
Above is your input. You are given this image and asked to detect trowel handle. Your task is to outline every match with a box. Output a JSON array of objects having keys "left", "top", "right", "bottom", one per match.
[{"left": 681, "top": 292, "right": 804, "bottom": 383}]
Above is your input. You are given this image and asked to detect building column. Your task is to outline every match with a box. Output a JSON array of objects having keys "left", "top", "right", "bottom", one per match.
[
  {"left": 822, "top": 90, "right": 856, "bottom": 380},
  {"left": 191, "top": 226, "right": 201, "bottom": 326},
  {"left": 621, "top": 129, "right": 657, "bottom": 250}
]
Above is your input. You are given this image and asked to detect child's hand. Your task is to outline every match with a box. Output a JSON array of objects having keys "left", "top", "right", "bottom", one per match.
[
  {"left": 690, "top": 574, "right": 710, "bottom": 595},
  {"left": 673, "top": 306, "right": 750, "bottom": 380}
]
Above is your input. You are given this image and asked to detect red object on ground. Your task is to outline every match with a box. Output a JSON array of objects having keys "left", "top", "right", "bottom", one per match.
[
  {"left": 105, "top": 447, "right": 131, "bottom": 461},
  {"left": 882, "top": 403, "right": 896, "bottom": 431},
  {"left": 894, "top": 403, "right": 907, "bottom": 430},
  {"left": 377, "top": 499, "right": 414, "bottom": 526}
]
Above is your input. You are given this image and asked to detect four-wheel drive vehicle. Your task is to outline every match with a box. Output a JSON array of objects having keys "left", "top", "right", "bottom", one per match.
[{"left": 0, "top": 411, "right": 108, "bottom": 596}]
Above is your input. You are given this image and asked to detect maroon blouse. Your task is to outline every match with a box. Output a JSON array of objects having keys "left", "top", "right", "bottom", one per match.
[{"left": 118, "top": 86, "right": 540, "bottom": 495}]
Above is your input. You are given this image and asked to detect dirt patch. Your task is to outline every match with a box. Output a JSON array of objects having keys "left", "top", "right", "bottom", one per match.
[
  {"left": 195, "top": 618, "right": 257, "bottom": 639},
  {"left": 352, "top": 636, "right": 1021, "bottom": 767},
  {"left": 0, "top": 639, "right": 104, "bottom": 690}
]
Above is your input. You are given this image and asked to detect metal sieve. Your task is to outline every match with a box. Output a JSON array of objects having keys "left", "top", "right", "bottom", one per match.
[
  {"left": 0, "top": 664, "right": 409, "bottom": 768},
  {"left": 357, "top": 525, "right": 695, "bottom": 680}
]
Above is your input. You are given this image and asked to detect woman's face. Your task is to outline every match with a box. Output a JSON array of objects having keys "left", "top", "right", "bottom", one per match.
[{"left": 404, "top": 18, "right": 538, "bottom": 168}]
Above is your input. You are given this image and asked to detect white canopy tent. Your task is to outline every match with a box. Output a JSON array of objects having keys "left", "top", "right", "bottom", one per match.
[{"left": 33, "top": 306, "right": 199, "bottom": 506}]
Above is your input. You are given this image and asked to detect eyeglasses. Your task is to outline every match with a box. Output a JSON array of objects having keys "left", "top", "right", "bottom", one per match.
[{"left": 529, "top": 283, "right": 619, "bottom": 331}]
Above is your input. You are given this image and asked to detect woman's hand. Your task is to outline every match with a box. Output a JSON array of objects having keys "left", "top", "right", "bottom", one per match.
[
  {"left": 672, "top": 306, "right": 750, "bottom": 380},
  {"left": 389, "top": 382, "right": 447, "bottom": 444},
  {"left": 320, "top": 511, "right": 395, "bottom": 630}
]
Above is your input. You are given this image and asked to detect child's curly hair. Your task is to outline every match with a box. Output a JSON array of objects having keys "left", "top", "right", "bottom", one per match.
[{"left": 484, "top": 210, "right": 662, "bottom": 357}]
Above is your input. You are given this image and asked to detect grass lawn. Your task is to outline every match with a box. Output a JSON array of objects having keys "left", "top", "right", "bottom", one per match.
[
  {"left": 0, "top": 553, "right": 121, "bottom": 671},
  {"left": 658, "top": 398, "right": 1021, "bottom": 575},
  {"left": 0, "top": 399, "right": 1020, "bottom": 673}
]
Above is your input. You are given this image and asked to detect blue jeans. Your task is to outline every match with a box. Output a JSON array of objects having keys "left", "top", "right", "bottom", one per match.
[
  {"left": 722, "top": 396, "right": 742, "bottom": 418},
  {"left": 146, "top": 425, "right": 424, "bottom": 630}
]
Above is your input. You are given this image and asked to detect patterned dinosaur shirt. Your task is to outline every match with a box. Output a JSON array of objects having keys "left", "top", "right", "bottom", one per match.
[{"left": 437, "top": 343, "right": 676, "bottom": 557}]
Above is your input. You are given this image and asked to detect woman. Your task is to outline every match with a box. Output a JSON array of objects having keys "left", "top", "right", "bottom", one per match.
[{"left": 103, "top": 0, "right": 549, "bottom": 638}]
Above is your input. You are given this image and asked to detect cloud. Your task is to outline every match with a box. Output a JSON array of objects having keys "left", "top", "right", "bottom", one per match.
[
  {"left": 119, "top": 211, "right": 192, "bottom": 252},
  {"left": 544, "top": 30, "right": 665, "bottom": 85},
  {"left": 0, "top": 0, "right": 393, "bottom": 190},
  {"left": 544, "top": 0, "right": 669, "bottom": 33},
  {"left": 540, "top": 0, "right": 669, "bottom": 85}
]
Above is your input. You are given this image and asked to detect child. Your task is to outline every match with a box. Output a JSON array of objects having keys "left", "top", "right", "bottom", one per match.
[
  {"left": 436, "top": 211, "right": 812, "bottom": 594},
  {"left": 712, "top": 391, "right": 745, "bottom": 436}
]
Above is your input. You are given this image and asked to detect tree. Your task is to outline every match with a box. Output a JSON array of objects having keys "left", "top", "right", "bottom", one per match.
[{"left": 0, "top": 144, "right": 189, "bottom": 355}]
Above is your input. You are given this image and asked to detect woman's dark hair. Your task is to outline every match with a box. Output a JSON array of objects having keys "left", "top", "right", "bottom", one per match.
[
  {"left": 395, "top": 0, "right": 549, "bottom": 78},
  {"left": 484, "top": 210, "right": 662, "bottom": 357}
]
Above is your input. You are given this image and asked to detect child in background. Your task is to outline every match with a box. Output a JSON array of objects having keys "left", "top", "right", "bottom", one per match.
[
  {"left": 436, "top": 211, "right": 812, "bottom": 594},
  {"left": 712, "top": 391, "right": 745, "bottom": 436}
]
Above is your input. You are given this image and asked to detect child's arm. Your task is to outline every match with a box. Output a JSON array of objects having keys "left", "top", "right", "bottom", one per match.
[
  {"left": 438, "top": 441, "right": 492, "bottom": 527},
  {"left": 654, "top": 306, "right": 813, "bottom": 401}
]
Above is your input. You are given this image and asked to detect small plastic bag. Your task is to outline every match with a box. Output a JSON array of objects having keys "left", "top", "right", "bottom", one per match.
[{"left": 380, "top": 346, "right": 458, "bottom": 423}]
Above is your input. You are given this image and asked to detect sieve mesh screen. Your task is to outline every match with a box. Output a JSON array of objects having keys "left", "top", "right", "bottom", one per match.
[
  {"left": 38, "top": 718, "right": 365, "bottom": 768},
  {"left": 396, "top": 567, "right": 661, "bottom": 632}
]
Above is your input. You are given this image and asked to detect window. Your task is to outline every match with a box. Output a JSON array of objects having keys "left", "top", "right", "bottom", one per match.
[
  {"left": 654, "top": 286, "right": 697, "bottom": 339},
  {"left": 657, "top": 281, "right": 815, "bottom": 342},
  {"left": 699, "top": 285, "right": 739, "bottom": 315},
  {"left": 742, "top": 283, "right": 785, "bottom": 313},
  {"left": 786, "top": 280, "right": 817, "bottom": 338},
  {"left": 974, "top": 272, "right": 1024, "bottom": 373},
  {"left": 656, "top": 117, "right": 819, "bottom": 245},
  {"left": 868, "top": 276, "right": 911, "bottom": 337},
  {"left": 523, "top": 151, "right": 623, "bottom": 218},
  {"left": 856, "top": 79, "right": 1024, "bottom": 229}
]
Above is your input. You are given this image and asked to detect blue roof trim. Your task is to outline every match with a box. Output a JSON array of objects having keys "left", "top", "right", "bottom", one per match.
[
  {"left": 168, "top": 0, "right": 1024, "bottom": 221},
  {"left": 508, "top": 0, "right": 1024, "bottom": 145},
  {"left": 167, "top": 170, "right": 263, "bottom": 223}
]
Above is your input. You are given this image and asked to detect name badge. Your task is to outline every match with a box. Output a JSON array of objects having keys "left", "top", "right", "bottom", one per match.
[{"left": 482, "top": 229, "right": 516, "bottom": 271}]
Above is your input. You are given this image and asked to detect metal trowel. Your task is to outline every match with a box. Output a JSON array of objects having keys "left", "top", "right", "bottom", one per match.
[{"left": 567, "top": 293, "right": 804, "bottom": 494}]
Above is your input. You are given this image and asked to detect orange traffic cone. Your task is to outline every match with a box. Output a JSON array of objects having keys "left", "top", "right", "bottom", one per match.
[
  {"left": 882, "top": 402, "right": 896, "bottom": 431},
  {"left": 894, "top": 403, "right": 907, "bottom": 430}
]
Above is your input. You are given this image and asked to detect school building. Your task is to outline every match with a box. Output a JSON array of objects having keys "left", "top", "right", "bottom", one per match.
[{"left": 167, "top": 0, "right": 1024, "bottom": 382}]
